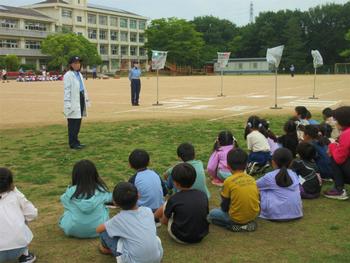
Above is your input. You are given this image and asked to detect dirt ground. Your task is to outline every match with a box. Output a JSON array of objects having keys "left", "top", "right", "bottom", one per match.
[{"left": 0, "top": 74, "right": 349, "bottom": 129}]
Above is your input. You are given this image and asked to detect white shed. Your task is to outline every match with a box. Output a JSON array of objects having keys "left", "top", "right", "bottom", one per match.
[{"left": 214, "top": 58, "right": 270, "bottom": 74}]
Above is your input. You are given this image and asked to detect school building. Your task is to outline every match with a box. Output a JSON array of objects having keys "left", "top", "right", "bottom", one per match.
[{"left": 0, "top": 0, "right": 148, "bottom": 72}]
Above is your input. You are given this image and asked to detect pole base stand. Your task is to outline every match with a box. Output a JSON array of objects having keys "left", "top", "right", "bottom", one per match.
[
  {"left": 217, "top": 94, "right": 225, "bottom": 97},
  {"left": 309, "top": 96, "right": 319, "bottom": 99},
  {"left": 270, "top": 106, "right": 282, "bottom": 110},
  {"left": 152, "top": 102, "right": 163, "bottom": 106}
]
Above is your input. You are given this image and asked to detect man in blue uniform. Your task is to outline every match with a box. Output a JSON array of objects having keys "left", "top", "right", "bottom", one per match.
[{"left": 129, "top": 61, "right": 142, "bottom": 106}]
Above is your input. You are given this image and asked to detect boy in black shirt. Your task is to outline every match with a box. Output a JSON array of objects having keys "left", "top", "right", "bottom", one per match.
[{"left": 154, "top": 163, "right": 209, "bottom": 244}]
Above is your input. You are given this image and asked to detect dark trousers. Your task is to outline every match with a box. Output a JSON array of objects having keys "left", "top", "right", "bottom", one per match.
[
  {"left": 131, "top": 79, "right": 141, "bottom": 105},
  {"left": 332, "top": 158, "right": 350, "bottom": 190},
  {"left": 67, "top": 92, "right": 85, "bottom": 148}
]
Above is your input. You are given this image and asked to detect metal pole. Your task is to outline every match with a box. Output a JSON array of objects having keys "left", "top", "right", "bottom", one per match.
[
  {"left": 310, "top": 67, "right": 318, "bottom": 99},
  {"left": 153, "top": 69, "right": 162, "bottom": 106},
  {"left": 220, "top": 70, "right": 224, "bottom": 96},
  {"left": 270, "top": 67, "right": 282, "bottom": 109}
]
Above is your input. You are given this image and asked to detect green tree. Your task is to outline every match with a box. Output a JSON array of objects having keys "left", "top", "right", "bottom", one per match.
[
  {"left": 41, "top": 33, "right": 102, "bottom": 70},
  {"left": 4, "top": 54, "right": 20, "bottom": 71},
  {"left": 0, "top": 56, "right": 5, "bottom": 69},
  {"left": 340, "top": 30, "right": 350, "bottom": 59},
  {"left": 145, "top": 18, "right": 204, "bottom": 66}
]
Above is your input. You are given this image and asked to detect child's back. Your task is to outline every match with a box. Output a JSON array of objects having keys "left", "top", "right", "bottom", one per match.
[{"left": 59, "top": 185, "right": 112, "bottom": 238}]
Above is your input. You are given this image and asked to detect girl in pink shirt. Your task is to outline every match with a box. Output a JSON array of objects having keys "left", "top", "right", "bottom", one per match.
[
  {"left": 207, "top": 131, "right": 238, "bottom": 186},
  {"left": 324, "top": 106, "right": 350, "bottom": 200}
]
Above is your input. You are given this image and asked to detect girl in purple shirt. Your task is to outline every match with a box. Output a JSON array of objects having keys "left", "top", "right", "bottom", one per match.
[
  {"left": 257, "top": 148, "right": 303, "bottom": 221},
  {"left": 207, "top": 131, "right": 238, "bottom": 186}
]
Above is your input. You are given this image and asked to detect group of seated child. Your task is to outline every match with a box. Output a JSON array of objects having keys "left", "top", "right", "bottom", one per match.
[
  {"left": 0, "top": 105, "right": 349, "bottom": 263},
  {"left": 16, "top": 74, "right": 63, "bottom": 82}
]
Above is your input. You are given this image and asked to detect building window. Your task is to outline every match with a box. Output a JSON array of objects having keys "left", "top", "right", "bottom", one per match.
[
  {"left": 62, "top": 9, "right": 72, "bottom": 18},
  {"left": 139, "top": 21, "right": 146, "bottom": 30},
  {"left": 111, "top": 59, "right": 119, "bottom": 69},
  {"left": 138, "top": 34, "right": 144, "bottom": 43},
  {"left": 88, "top": 14, "right": 96, "bottom": 24},
  {"left": 120, "top": 18, "right": 128, "bottom": 28},
  {"left": 99, "top": 15, "right": 107, "bottom": 25},
  {"left": 88, "top": 28, "right": 97, "bottom": 39},
  {"left": 130, "top": 20, "right": 137, "bottom": 29},
  {"left": 110, "top": 16, "right": 118, "bottom": 27},
  {"left": 130, "top": 46, "right": 137, "bottom": 56},
  {"left": 238, "top": 63, "right": 243, "bottom": 69},
  {"left": 139, "top": 47, "right": 146, "bottom": 56},
  {"left": 130, "top": 33, "right": 137, "bottom": 42},
  {"left": 120, "top": 31, "right": 128, "bottom": 42},
  {"left": 100, "top": 44, "right": 108, "bottom": 55},
  {"left": 0, "top": 19, "right": 18, "bottom": 29},
  {"left": 77, "top": 16, "right": 82, "bottom": 22},
  {"left": 25, "top": 40, "right": 41, "bottom": 49},
  {"left": 120, "top": 45, "right": 128, "bottom": 55},
  {"left": 24, "top": 21, "right": 47, "bottom": 31},
  {"left": 0, "top": 39, "right": 18, "bottom": 48},
  {"left": 99, "top": 30, "right": 107, "bottom": 40},
  {"left": 77, "top": 32, "right": 83, "bottom": 36},
  {"left": 253, "top": 62, "right": 258, "bottom": 69},
  {"left": 111, "top": 44, "right": 118, "bottom": 55},
  {"left": 110, "top": 31, "right": 118, "bottom": 41}
]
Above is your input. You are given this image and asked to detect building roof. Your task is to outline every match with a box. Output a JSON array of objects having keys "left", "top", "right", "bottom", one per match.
[
  {"left": 87, "top": 3, "right": 144, "bottom": 18},
  {"left": 0, "top": 5, "right": 52, "bottom": 19},
  {"left": 34, "top": 0, "right": 68, "bottom": 4}
]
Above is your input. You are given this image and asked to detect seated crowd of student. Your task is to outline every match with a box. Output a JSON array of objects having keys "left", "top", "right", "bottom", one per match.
[{"left": 0, "top": 105, "right": 349, "bottom": 263}]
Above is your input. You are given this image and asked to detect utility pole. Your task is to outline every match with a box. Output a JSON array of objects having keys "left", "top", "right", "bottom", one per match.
[{"left": 249, "top": 2, "right": 254, "bottom": 24}]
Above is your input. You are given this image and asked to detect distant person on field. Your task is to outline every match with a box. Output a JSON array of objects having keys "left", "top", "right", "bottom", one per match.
[
  {"left": 59, "top": 160, "right": 112, "bottom": 238},
  {"left": 290, "top": 64, "right": 295, "bottom": 77},
  {"left": 322, "top": 107, "right": 340, "bottom": 140},
  {"left": 207, "top": 131, "right": 238, "bottom": 186},
  {"left": 2, "top": 68, "right": 9, "bottom": 83},
  {"left": 155, "top": 163, "right": 209, "bottom": 244},
  {"left": 0, "top": 167, "right": 38, "bottom": 263},
  {"left": 92, "top": 66, "right": 97, "bottom": 79},
  {"left": 164, "top": 142, "right": 210, "bottom": 198},
  {"left": 324, "top": 106, "right": 350, "bottom": 200},
  {"left": 207, "top": 148, "right": 260, "bottom": 232},
  {"left": 96, "top": 182, "right": 163, "bottom": 262},
  {"left": 129, "top": 61, "right": 142, "bottom": 106}
]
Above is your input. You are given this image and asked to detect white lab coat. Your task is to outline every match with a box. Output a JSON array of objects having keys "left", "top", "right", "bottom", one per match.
[{"left": 63, "top": 70, "right": 90, "bottom": 119}]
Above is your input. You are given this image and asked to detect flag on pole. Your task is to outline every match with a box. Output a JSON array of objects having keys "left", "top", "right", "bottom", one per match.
[
  {"left": 151, "top": 50, "right": 168, "bottom": 70},
  {"left": 311, "top": 50, "right": 323, "bottom": 69},
  {"left": 217, "top": 52, "right": 231, "bottom": 69},
  {"left": 266, "top": 45, "right": 284, "bottom": 68}
]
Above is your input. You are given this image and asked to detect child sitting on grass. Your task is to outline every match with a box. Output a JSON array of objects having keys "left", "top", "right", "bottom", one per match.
[
  {"left": 207, "top": 131, "right": 237, "bottom": 186},
  {"left": 97, "top": 182, "right": 163, "bottom": 263},
  {"left": 290, "top": 143, "right": 322, "bottom": 199},
  {"left": 59, "top": 160, "right": 112, "bottom": 238},
  {"left": 322, "top": 107, "right": 339, "bottom": 140},
  {"left": 164, "top": 142, "right": 210, "bottom": 198},
  {"left": 128, "top": 149, "right": 165, "bottom": 211},
  {"left": 0, "top": 167, "right": 38, "bottom": 263},
  {"left": 155, "top": 163, "right": 209, "bottom": 244},
  {"left": 277, "top": 119, "right": 299, "bottom": 157},
  {"left": 257, "top": 148, "right": 303, "bottom": 221},
  {"left": 207, "top": 148, "right": 260, "bottom": 232}
]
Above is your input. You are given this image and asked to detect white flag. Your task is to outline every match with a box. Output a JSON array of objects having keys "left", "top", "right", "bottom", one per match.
[
  {"left": 311, "top": 50, "right": 323, "bottom": 69},
  {"left": 151, "top": 50, "right": 168, "bottom": 70},
  {"left": 266, "top": 45, "right": 284, "bottom": 68},
  {"left": 217, "top": 52, "right": 231, "bottom": 69}
]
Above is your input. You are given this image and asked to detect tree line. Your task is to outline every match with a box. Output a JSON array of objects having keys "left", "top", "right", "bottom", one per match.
[{"left": 145, "top": 2, "right": 350, "bottom": 72}]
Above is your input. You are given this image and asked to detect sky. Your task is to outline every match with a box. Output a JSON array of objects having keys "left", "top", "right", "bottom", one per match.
[{"left": 0, "top": 0, "right": 348, "bottom": 26}]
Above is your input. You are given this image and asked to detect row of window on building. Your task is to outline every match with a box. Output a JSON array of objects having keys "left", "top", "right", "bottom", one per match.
[
  {"left": 61, "top": 10, "right": 146, "bottom": 30},
  {"left": 1, "top": 18, "right": 49, "bottom": 31},
  {"left": 0, "top": 39, "right": 41, "bottom": 49},
  {"left": 86, "top": 29, "right": 144, "bottom": 42}
]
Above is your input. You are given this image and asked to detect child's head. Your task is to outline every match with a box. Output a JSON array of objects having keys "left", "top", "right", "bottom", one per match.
[
  {"left": 283, "top": 119, "right": 297, "bottom": 134},
  {"left": 296, "top": 142, "right": 316, "bottom": 161},
  {"left": 303, "top": 125, "right": 319, "bottom": 141},
  {"left": 0, "top": 167, "right": 14, "bottom": 194},
  {"left": 214, "top": 130, "right": 236, "bottom": 151},
  {"left": 227, "top": 148, "right": 248, "bottom": 171},
  {"left": 171, "top": 163, "right": 196, "bottom": 189},
  {"left": 244, "top": 115, "right": 262, "bottom": 139},
  {"left": 318, "top": 123, "right": 332, "bottom": 139},
  {"left": 177, "top": 143, "right": 195, "bottom": 162},
  {"left": 322, "top": 107, "right": 333, "bottom": 120},
  {"left": 272, "top": 148, "right": 293, "bottom": 188},
  {"left": 71, "top": 159, "right": 108, "bottom": 199},
  {"left": 129, "top": 149, "right": 150, "bottom": 170},
  {"left": 295, "top": 106, "right": 308, "bottom": 119},
  {"left": 333, "top": 106, "right": 350, "bottom": 129},
  {"left": 113, "top": 182, "right": 138, "bottom": 210}
]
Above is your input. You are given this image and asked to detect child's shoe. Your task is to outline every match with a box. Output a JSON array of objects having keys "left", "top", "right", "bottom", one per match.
[
  {"left": 324, "top": 188, "right": 348, "bottom": 200},
  {"left": 230, "top": 221, "right": 257, "bottom": 232},
  {"left": 18, "top": 252, "right": 36, "bottom": 263},
  {"left": 211, "top": 178, "right": 223, "bottom": 187}
]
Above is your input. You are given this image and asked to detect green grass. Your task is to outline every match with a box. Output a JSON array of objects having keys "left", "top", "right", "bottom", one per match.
[{"left": 0, "top": 117, "right": 349, "bottom": 263}]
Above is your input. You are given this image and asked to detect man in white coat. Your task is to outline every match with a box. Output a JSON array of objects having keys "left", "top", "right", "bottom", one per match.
[{"left": 63, "top": 56, "right": 90, "bottom": 149}]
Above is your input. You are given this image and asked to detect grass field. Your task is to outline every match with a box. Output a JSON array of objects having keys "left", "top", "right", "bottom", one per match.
[{"left": 1, "top": 116, "right": 350, "bottom": 263}]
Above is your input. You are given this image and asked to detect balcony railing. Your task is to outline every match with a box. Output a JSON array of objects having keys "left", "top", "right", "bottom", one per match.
[
  {"left": 0, "top": 27, "right": 51, "bottom": 38},
  {"left": 0, "top": 48, "right": 48, "bottom": 57}
]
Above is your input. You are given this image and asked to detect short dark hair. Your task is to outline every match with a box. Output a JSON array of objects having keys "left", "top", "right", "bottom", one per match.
[
  {"left": 284, "top": 119, "right": 297, "bottom": 134},
  {"left": 333, "top": 106, "right": 350, "bottom": 128},
  {"left": 296, "top": 143, "right": 316, "bottom": 161},
  {"left": 304, "top": 125, "right": 319, "bottom": 139},
  {"left": 171, "top": 163, "right": 196, "bottom": 188},
  {"left": 322, "top": 107, "right": 333, "bottom": 118},
  {"left": 0, "top": 167, "right": 14, "bottom": 194},
  {"left": 129, "top": 149, "right": 150, "bottom": 169},
  {"left": 295, "top": 106, "right": 308, "bottom": 119},
  {"left": 113, "top": 182, "right": 138, "bottom": 210},
  {"left": 177, "top": 143, "right": 195, "bottom": 162},
  {"left": 227, "top": 148, "right": 248, "bottom": 171}
]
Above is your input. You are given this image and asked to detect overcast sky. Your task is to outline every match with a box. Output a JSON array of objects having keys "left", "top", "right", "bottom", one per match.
[{"left": 0, "top": 0, "right": 348, "bottom": 26}]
